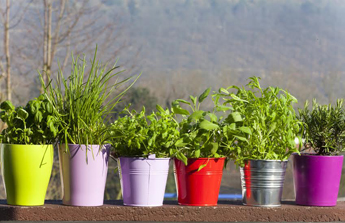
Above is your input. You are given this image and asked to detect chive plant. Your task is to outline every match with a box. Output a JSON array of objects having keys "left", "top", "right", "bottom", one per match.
[{"left": 40, "top": 48, "right": 138, "bottom": 149}]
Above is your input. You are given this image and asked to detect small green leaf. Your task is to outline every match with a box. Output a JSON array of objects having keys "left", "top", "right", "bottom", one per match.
[
  {"left": 45, "top": 102, "right": 53, "bottom": 114},
  {"left": 234, "top": 135, "right": 248, "bottom": 142},
  {"left": 208, "top": 113, "right": 218, "bottom": 122},
  {"left": 188, "top": 110, "right": 204, "bottom": 121},
  {"left": 175, "top": 139, "right": 188, "bottom": 147},
  {"left": 0, "top": 101, "right": 14, "bottom": 111},
  {"left": 271, "top": 112, "right": 277, "bottom": 121},
  {"left": 35, "top": 112, "right": 43, "bottom": 123},
  {"left": 216, "top": 105, "right": 233, "bottom": 112},
  {"left": 176, "top": 99, "right": 191, "bottom": 105},
  {"left": 0, "top": 111, "right": 5, "bottom": 121},
  {"left": 190, "top": 96, "right": 197, "bottom": 106},
  {"left": 156, "top": 104, "right": 165, "bottom": 113},
  {"left": 197, "top": 163, "right": 207, "bottom": 171},
  {"left": 230, "top": 94, "right": 248, "bottom": 103},
  {"left": 162, "top": 131, "right": 168, "bottom": 139},
  {"left": 198, "top": 88, "right": 211, "bottom": 103},
  {"left": 194, "top": 149, "right": 200, "bottom": 158},
  {"left": 171, "top": 100, "right": 180, "bottom": 107},
  {"left": 289, "top": 94, "right": 298, "bottom": 103},
  {"left": 231, "top": 112, "right": 243, "bottom": 122},
  {"left": 177, "top": 153, "right": 188, "bottom": 166},
  {"left": 17, "top": 108, "right": 29, "bottom": 120},
  {"left": 172, "top": 106, "right": 190, "bottom": 115},
  {"left": 49, "top": 122, "right": 57, "bottom": 136},
  {"left": 210, "top": 142, "right": 218, "bottom": 154},
  {"left": 238, "top": 126, "right": 252, "bottom": 135},
  {"left": 268, "top": 122, "right": 277, "bottom": 134},
  {"left": 148, "top": 137, "right": 153, "bottom": 146},
  {"left": 29, "top": 102, "right": 36, "bottom": 114},
  {"left": 228, "top": 123, "right": 236, "bottom": 130},
  {"left": 199, "top": 119, "right": 219, "bottom": 130},
  {"left": 220, "top": 88, "right": 230, "bottom": 94}
]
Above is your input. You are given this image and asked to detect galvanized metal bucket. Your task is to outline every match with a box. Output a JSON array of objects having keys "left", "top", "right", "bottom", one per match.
[{"left": 240, "top": 159, "right": 288, "bottom": 207}]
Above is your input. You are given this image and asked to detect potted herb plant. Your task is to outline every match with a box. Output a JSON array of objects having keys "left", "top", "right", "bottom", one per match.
[
  {"left": 40, "top": 49, "right": 137, "bottom": 206},
  {"left": 294, "top": 99, "right": 345, "bottom": 206},
  {"left": 171, "top": 88, "right": 235, "bottom": 206},
  {"left": 109, "top": 105, "right": 179, "bottom": 207},
  {"left": 214, "top": 77, "right": 302, "bottom": 207},
  {"left": 0, "top": 97, "right": 58, "bottom": 206}
]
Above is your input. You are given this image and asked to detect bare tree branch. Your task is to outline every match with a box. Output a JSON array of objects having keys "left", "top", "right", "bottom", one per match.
[
  {"left": 50, "top": 0, "right": 65, "bottom": 63},
  {"left": 4, "top": 0, "right": 11, "bottom": 101},
  {"left": 0, "top": 61, "right": 5, "bottom": 81},
  {"left": 9, "top": 0, "right": 32, "bottom": 29},
  {"left": 46, "top": 0, "right": 52, "bottom": 84},
  {"left": 42, "top": 0, "right": 48, "bottom": 92},
  {"left": 6, "top": 0, "right": 136, "bottom": 106}
]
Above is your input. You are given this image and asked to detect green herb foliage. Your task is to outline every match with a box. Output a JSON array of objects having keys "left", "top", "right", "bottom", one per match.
[
  {"left": 171, "top": 88, "right": 228, "bottom": 166},
  {"left": 109, "top": 105, "right": 179, "bottom": 158},
  {"left": 298, "top": 99, "right": 345, "bottom": 156},
  {"left": 214, "top": 77, "right": 302, "bottom": 166},
  {"left": 0, "top": 96, "right": 59, "bottom": 144},
  {"left": 40, "top": 48, "right": 138, "bottom": 147},
  {"left": 213, "top": 94, "right": 252, "bottom": 167}
]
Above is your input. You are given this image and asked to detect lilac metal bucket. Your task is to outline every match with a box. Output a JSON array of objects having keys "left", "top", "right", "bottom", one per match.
[
  {"left": 292, "top": 153, "right": 343, "bottom": 206},
  {"left": 59, "top": 144, "right": 110, "bottom": 206},
  {"left": 118, "top": 156, "right": 170, "bottom": 206}
]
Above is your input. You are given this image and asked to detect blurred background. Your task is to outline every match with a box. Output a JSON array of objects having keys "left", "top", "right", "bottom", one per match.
[{"left": 1, "top": 0, "right": 345, "bottom": 200}]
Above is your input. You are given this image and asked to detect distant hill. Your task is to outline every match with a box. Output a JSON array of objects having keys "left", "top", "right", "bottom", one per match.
[
  {"left": 5, "top": 0, "right": 345, "bottom": 105},
  {"left": 102, "top": 0, "right": 345, "bottom": 74}
]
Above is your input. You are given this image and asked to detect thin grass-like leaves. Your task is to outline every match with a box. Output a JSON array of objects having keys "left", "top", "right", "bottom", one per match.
[{"left": 40, "top": 47, "right": 139, "bottom": 148}]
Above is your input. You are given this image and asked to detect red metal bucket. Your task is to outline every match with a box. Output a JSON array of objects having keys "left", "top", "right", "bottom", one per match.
[{"left": 174, "top": 157, "right": 225, "bottom": 206}]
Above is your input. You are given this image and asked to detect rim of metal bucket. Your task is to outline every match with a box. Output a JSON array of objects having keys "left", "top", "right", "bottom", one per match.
[{"left": 245, "top": 159, "right": 288, "bottom": 162}]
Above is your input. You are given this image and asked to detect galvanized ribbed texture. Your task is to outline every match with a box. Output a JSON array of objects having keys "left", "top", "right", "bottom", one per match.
[{"left": 240, "top": 160, "right": 287, "bottom": 207}]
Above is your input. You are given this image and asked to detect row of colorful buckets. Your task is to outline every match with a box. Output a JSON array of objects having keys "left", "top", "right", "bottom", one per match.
[
  {"left": 0, "top": 144, "right": 226, "bottom": 207},
  {"left": 1, "top": 144, "right": 343, "bottom": 207}
]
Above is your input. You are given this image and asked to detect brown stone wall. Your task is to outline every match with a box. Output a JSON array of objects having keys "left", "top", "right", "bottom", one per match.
[{"left": 1, "top": 200, "right": 345, "bottom": 222}]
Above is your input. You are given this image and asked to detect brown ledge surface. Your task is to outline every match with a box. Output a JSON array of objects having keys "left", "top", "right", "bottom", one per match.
[{"left": 0, "top": 200, "right": 345, "bottom": 222}]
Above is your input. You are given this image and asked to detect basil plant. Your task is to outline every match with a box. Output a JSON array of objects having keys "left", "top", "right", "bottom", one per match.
[{"left": 0, "top": 96, "right": 60, "bottom": 145}]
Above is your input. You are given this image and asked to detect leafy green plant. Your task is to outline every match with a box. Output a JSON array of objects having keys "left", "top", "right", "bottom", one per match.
[
  {"left": 171, "top": 88, "right": 231, "bottom": 167},
  {"left": 214, "top": 77, "right": 302, "bottom": 166},
  {"left": 298, "top": 99, "right": 345, "bottom": 156},
  {"left": 213, "top": 97, "right": 252, "bottom": 167},
  {"left": 109, "top": 104, "right": 179, "bottom": 158},
  {"left": 40, "top": 48, "right": 138, "bottom": 147},
  {"left": 0, "top": 96, "right": 60, "bottom": 144}
]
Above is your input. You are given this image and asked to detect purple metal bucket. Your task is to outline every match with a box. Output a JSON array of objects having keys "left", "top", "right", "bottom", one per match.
[
  {"left": 118, "top": 156, "right": 170, "bottom": 206},
  {"left": 292, "top": 153, "right": 343, "bottom": 206},
  {"left": 59, "top": 144, "right": 109, "bottom": 206}
]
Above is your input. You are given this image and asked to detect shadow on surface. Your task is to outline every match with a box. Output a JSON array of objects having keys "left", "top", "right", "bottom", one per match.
[{"left": 0, "top": 200, "right": 18, "bottom": 221}]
